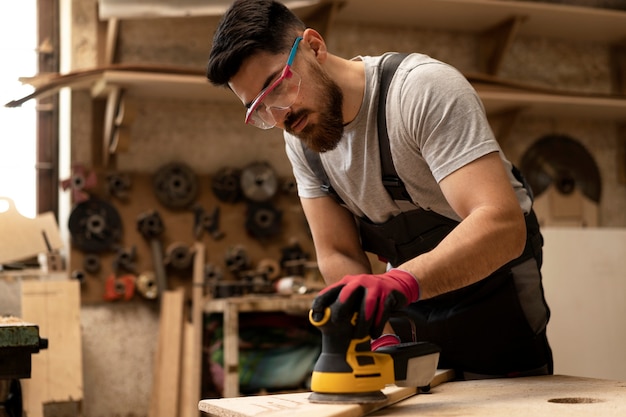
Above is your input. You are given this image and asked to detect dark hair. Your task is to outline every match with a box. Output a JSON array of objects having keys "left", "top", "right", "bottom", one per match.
[{"left": 207, "top": 0, "right": 306, "bottom": 86}]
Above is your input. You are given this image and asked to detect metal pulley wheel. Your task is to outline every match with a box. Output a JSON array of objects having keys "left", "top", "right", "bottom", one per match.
[
  {"left": 68, "top": 198, "right": 123, "bottom": 252},
  {"left": 519, "top": 134, "right": 601, "bottom": 202},
  {"left": 164, "top": 242, "right": 194, "bottom": 270},
  {"left": 257, "top": 258, "right": 281, "bottom": 281},
  {"left": 136, "top": 271, "right": 158, "bottom": 300},
  {"left": 212, "top": 167, "right": 241, "bottom": 203},
  {"left": 82, "top": 254, "right": 101, "bottom": 274},
  {"left": 240, "top": 162, "right": 278, "bottom": 202},
  {"left": 245, "top": 202, "right": 282, "bottom": 239},
  {"left": 106, "top": 172, "right": 132, "bottom": 200},
  {"left": 153, "top": 162, "right": 199, "bottom": 209}
]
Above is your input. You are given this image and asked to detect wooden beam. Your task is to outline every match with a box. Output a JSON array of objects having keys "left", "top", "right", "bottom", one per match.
[{"left": 478, "top": 15, "right": 526, "bottom": 76}]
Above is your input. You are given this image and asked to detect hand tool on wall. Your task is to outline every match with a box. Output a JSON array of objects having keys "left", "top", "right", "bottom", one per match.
[
  {"left": 137, "top": 210, "right": 167, "bottom": 298},
  {"left": 308, "top": 302, "right": 440, "bottom": 404}
]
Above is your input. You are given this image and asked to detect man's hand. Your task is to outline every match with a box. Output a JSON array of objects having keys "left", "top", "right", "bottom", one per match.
[{"left": 311, "top": 269, "right": 420, "bottom": 337}]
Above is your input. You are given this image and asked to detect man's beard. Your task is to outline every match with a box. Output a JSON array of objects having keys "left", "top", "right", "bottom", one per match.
[{"left": 286, "top": 67, "right": 344, "bottom": 153}]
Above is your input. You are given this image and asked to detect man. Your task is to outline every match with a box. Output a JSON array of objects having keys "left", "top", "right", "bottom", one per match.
[{"left": 207, "top": 0, "right": 552, "bottom": 379}]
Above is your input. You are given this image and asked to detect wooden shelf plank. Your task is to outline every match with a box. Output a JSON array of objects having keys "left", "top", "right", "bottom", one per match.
[
  {"left": 91, "top": 70, "right": 238, "bottom": 103},
  {"left": 8, "top": 69, "right": 626, "bottom": 121},
  {"left": 335, "top": 0, "right": 626, "bottom": 44},
  {"left": 474, "top": 83, "right": 626, "bottom": 120},
  {"left": 95, "top": 71, "right": 626, "bottom": 121}
]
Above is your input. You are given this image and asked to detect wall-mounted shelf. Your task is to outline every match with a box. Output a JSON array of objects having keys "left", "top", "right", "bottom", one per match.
[
  {"left": 334, "top": 0, "right": 626, "bottom": 44},
  {"left": 8, "top": 68, "right": 625, "bottom": 122}
]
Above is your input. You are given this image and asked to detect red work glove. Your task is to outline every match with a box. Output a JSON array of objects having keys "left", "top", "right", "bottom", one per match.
[{"left": 312, "top": 269, "right": 420, "bottom": 338}]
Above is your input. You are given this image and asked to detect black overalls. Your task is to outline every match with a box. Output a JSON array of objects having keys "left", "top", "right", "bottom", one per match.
[{"left": 303, "top": 54, "right": 553, "bottom": 378}]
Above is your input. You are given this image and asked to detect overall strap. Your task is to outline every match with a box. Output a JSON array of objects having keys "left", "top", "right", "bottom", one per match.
[
  {"left": 378, "top": 53, "right": 409, "bottom": 201},
  {"left": 302, "top": 53, "right": 410, "bottom": 203}
]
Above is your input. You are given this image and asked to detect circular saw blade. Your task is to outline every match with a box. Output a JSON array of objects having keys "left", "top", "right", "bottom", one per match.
[{"left": 520, "top": 134, "right": 602, "bottom": 203}]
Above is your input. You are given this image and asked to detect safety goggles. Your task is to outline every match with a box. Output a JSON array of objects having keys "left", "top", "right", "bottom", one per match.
[{"left": 245, "top": 37, "right": 303, "bottom": 129}]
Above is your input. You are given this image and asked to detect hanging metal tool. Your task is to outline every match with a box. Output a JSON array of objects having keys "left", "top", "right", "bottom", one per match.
[
  {"left": 60, "top": 163, "right": 98, "bottom": 204},
  {"left": 240, "top": 161, "right": 279, "bottom": 202},
  {"left": 112, "top": 245, "right": 137, "bottom": 274},
  {"left": 136, "top": 271, "right": 158, "bottom": 300},
  {"left": 211, "top": 167, "right": 242, "bottom": 203},
  {"left": 192, "top": 204, "right": 224, "bottom": 240},
  {"left": 245, "top": 202, "right": 282, "bottom": 239},
  {"left": 103, "top": 273, "right": 136, "bottom": 302},
  {"left": 68, "top": 198, "right": 123, "bottom": 252},
  {"left": 520, "top": 134, "right": 602, "bottom": 202},
  {"left": 164, "top": 242, "right": 195, "bottom": 271},
  {"left": 82, "top": 253, "right": 101, "bottom": 274},
  {"left": 153, "top": 162, "right": 199, "bottom": 209},
  {"left": 106, "top": 171, "right": 132, "bottom": 201},
  {"left": 136, "top": 210, "right": 167, "bottom": 298}
]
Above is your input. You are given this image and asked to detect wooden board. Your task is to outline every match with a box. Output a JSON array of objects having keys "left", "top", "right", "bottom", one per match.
[
  {"left": 20, "top": 280, "right": 83, "bottom": 417},
  {"left": 0, "top": 197, "right": 63, "bottom": 265},
  {"left": 149, "top": 288, "right": 185, "bottom": 417},
  {"left": 370, "top": 375, "right": 626, "bottom": 417},
  {"left": 198, "top": 369, "right": 455, "bottom": 417}
]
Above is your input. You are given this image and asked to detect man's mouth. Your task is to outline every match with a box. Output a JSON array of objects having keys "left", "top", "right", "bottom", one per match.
[{"left": 290, "top": 113, "right": 307, "bottom": 133}]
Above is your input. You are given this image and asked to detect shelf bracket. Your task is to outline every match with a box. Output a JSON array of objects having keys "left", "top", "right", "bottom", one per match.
[{"left": 478, "top": 15, "right": 526, "bottom": 76}]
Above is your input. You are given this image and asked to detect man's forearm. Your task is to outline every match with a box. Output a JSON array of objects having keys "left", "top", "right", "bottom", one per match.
[
  {"left": 317, "top": 250, "right": 372, "bottom": 285},
  {"left": 399, "top": 205, "right": 526, "bottom": 300}
]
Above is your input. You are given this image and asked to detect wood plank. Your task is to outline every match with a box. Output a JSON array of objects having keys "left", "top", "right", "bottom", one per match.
[
  {"left": 179, "top": 242, "right": 206, "bottom": 417},
  {"left": 199, "top": 369, "right": 455, "bottom": 417},
  {"left": 20, "top": 280, "right": 83, "bottom": 417},
  {"left": 0, "top": 197, "right": 63, "bottom": 265},
  {"left": 370, "top": 375, "right": 626, "bottom": 417},
  {"left": 149, "top": 288, "right": 185, "bottom": 417}
]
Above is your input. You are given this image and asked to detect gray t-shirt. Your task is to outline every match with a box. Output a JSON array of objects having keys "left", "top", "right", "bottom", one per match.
[{"left": 284, "top": 53, "right": 531, "bottom": 224}]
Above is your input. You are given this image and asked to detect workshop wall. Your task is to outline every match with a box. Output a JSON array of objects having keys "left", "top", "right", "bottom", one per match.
[{"left": 64, "top": 1, "right": 626, "bottom": 417}]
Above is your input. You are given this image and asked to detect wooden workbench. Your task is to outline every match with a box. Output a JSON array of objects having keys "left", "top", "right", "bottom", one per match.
[{"left": 199, "top": 374, "right": 626, "bottom": 417}]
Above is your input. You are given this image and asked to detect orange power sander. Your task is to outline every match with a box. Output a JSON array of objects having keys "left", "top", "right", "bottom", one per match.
[{"left": 308, "top": 306, "right": 440, "bottom": 404}]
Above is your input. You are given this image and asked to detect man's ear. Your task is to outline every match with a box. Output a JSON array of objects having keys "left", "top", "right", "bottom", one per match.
[{"left": 302, "top": 28, "right": 327, "bottom": 63}]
